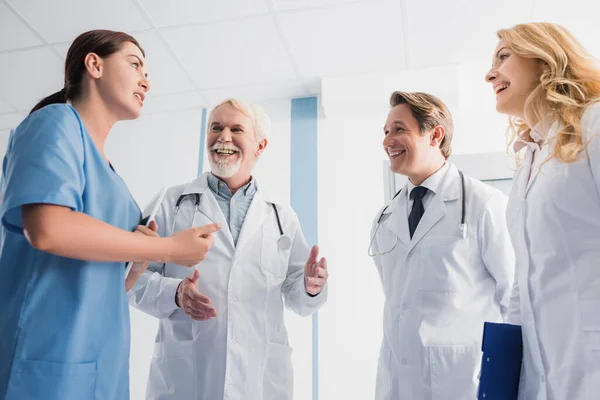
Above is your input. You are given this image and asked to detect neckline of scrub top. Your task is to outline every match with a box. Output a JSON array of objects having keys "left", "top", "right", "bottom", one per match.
[
  {"left": 66, "top": 104, "right": 120, "bottom": 176},
  {"left": 66, "top": 104, "right": 139, "bottom": 207}
]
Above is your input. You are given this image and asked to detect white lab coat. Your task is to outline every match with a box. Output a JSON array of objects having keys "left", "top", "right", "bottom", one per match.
[
  {"left": 371, "top": 163, "right": 515, "bottom": 400},
  {"left": 507, "top": 103, "right": 600, "bottom": 400},
  {"left": 129, "top": 173, "right": 327, "bottom": 400}
]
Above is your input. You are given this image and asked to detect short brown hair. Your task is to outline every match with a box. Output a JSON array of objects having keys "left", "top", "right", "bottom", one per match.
[{"left": 389, "top": 91, "right": 454, "bottom": 159}]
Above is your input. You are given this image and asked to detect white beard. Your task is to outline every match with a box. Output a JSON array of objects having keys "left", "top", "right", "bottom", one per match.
[{"left": 209, "top": 154, "right": 242, "bottom": 178}]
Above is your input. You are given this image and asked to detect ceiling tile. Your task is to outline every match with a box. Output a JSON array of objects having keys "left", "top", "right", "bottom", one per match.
[
  {"left": 405, "top": 0, "right": 534, "bottom": 68},
  {"left": 52, "top": 42, "right": 70, "bottom": 61},
  {"left": 139, "top": 0, "right": 270, "bottom": 27},
  {"left": 532, "top": 1, "right": 600, "bottom": 57},
  {"left": 203, "top": 79, "right": 311, "bottom": 106},
  {"left": 0, "top": 2, "right": 43, "bottom": 51},
  {"left": 0, "top": 47, "right": 63, "bottom": 111},
  {"left": 274, "top": 0, "right": 382, "bottom": 12},
  {"left": 132, "top": 31, "right": 197, "bottom": 96},
  {"left": 0, "top": 98, "right": 17, "bottom": 114},
  {"left": 7, "top": 0, "right": 151, "bottom": 44},
  {"left": 141, "top": 91, "right": 206, "bottom": 115},
  {"left": 279, "top": 1, "right": 406, "bottom": 78},
  {"left": 303, "top": 77, "right": 321, "bottom": 95},
  {"left": 0, "top": 112, "right": 28, "bottom": 130},
  {"left": 161, "top": 16, "right": 296, "bottom": 89}
]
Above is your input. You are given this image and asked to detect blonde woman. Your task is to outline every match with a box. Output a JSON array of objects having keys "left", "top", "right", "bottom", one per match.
[{"left": 485, "top": 22, "right": 600, "bottom": 399}]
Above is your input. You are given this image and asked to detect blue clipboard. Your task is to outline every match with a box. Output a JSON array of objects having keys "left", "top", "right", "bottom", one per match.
[{"left": 477, "top": 322, "right": 523, "bottom": 400}]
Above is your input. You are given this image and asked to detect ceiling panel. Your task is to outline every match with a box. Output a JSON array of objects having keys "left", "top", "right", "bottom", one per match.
[
  {"left": 0, "top": 2, "right": 43, "bottom": 51},
  {"left": 532, "top": 1, "right": 600, "bottom": 57},
  {"left": 274, "top": 0, "right": 383, "bottom": 11},
  {"left": 139, "top": 0, "right": 270, "bottom": 27},
  {"left": 203, "top": 79, "right": 312, "bottom": 106},
  {"left": 0, "top": 47, "right": 63, "bottom": 111},
  {"left": 279, "top": 1, "right": 406, "bottom": 78},
  {"left": 7, "top": 0, "right": 151, "bottom": 44},
  {"left": 141, "top": 90, "right": 206, "bottom": 115},
  {"left": 405, "top": 0, "right": 534, "bottom": 68},
  {"left": 161, "top": 16, "right": 296, "bottom": 89},
  {"left": 132, "top": 31, "right": 197, "bottom": 96},
  {"left": 0, "top": 98, "right": 17, "bottom": 114},
  {"left": 52, "top": 42, "right": 70, "bottom": 61}
]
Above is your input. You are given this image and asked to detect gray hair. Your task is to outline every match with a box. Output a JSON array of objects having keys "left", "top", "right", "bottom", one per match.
[{"left": 208, "top": 98, "right": 271, "bottom": 142}]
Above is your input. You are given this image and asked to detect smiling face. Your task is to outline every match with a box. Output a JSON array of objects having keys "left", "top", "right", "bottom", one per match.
[
  {"left": 383, "top": 103, "right": 440, "bottom": 178},
  {"left": 485, "top": 39, "right": 543, "bottom": 120},
  {"left": 95, "top": 41, "right": 150, "bottom": 120},
  {"left": 206, "top": 103, "right": 266, "bottom": 181}
]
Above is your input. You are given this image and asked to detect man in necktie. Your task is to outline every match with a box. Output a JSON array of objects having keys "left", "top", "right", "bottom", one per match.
[{"left": 369, "top": 91, "right": 516, "bottom": 400}]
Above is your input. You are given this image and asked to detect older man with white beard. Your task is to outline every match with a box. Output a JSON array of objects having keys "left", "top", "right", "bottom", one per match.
[{"left": 128, "top": 98, "right": 329, "bottom": 400}]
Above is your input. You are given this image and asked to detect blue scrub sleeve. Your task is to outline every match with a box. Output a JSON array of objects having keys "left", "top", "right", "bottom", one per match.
[{"left": 1, "top": 105, "right": 85, "bottom": 234}]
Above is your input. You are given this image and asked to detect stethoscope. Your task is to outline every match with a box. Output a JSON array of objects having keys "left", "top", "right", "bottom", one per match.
[
  {"left": 368, "top": 170, "right": 466, "bottom": 257},
  {"left": 173, "top": 193, "right": 293, "bottom": 250}
]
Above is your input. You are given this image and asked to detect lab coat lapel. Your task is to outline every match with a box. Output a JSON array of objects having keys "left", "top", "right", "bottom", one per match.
[
  {"left": 408, "top": 193, "right": 446, "bottom": 251},
  {"left": 382, "top": 190, "right": 411, "bottom": 247},
  {"left": 525, "top": 143, "right": 550, "bottom": 197},
  {"left": 235, "top": 190, "right": 269, "bottom": 254},
  {"left": 181, "top": 173, "right": 235, "bottom": 250},
  {"left": 408, "top": 165, "right": 460, "bottom": 251}
]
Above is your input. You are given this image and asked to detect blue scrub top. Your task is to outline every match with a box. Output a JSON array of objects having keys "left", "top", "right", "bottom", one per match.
[{"left": 0, "top": 104, "right": 141, "bottom": 400}]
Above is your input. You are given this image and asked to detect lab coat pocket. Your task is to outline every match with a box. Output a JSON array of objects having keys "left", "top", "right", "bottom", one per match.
[
  {"left": 6, "top": 358, "right": 96, "bottom": 400},
  {"left": 429, "top": 344, "right": 479, "bottom": 400},
  {"left": 261, "top": 230, "right": 288, "bottom": 279},
  {"left": 263, "top": 342, "right": 293, "bottom": 400},
  {"left": 420, "top": 236, "right": 476, "bottom": 292},
  {"left": 147, "top": 340, "right": 196, "bottom": 400}
]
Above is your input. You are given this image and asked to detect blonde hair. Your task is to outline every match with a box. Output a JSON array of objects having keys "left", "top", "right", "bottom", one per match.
[
  {"left": 208, "top": 98, "right": 271, "bottom": 142},
  {"left": 389, "top": 91, "right": 454, "bottom": 159},
  {"left": 498, "top": 22, "right": 600, "bottom": 163}
]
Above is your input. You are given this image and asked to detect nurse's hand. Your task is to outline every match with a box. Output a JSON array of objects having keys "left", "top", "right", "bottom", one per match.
[
  {"left": 165, "top": 223, "right": 220, "bottom": 267},
  {"left": 176, "top": 270, "right": 217, "bottom": 321},
  {"left": 126, "top": 221, "right": 159, "bottom": 291},
  {"left": 304, "top": 245, "right": 328, "bottom": 295}
]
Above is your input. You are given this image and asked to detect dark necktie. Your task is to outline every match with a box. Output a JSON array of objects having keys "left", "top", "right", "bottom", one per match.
[{"left": 409, "top": 186, "right": 429, "bottom": 239}]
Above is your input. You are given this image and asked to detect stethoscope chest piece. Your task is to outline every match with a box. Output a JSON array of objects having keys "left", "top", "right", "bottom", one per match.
[{"left": 277, "top": 235, "right": 292, "bottom": 250}]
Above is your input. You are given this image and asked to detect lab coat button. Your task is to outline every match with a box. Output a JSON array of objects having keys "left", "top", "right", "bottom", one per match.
[
  {"left": 401, "top": 304, "right": 408, "bottom": 311},
  {"left": 401, "top": 358, "right": 407, "bottom": 365},
  {"left": 541, "top": 375, "right": 545, "bottom": 383}
]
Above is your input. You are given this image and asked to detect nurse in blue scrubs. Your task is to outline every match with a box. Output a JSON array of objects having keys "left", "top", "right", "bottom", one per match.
[{"left": 0, "top": 30, "right": 219, "bottom": 400}]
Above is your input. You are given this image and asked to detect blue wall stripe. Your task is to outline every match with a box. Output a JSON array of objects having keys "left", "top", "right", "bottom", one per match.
[
  {"left": 198, "top": 108, "right": 207, "bottom": 176},
  {"left": 290, "top": 97, "right": 319, "bottom": 400}
]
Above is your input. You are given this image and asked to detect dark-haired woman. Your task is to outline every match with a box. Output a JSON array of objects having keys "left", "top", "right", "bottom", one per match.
[{"left": 0, "top": 30, "right": 219, "bottom": 400}]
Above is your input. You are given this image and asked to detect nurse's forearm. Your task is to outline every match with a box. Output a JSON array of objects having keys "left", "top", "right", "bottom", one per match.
[{"left": 22, "top": 204, "right": 168, "bottom": 263}]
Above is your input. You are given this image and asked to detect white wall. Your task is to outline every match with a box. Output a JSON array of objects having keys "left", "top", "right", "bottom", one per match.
[
  {"left": 107, "top": 108, "right": 204, "bottom": 400},
  {"left": 317, "top": 113, "right": 387, "bottom": 400}
]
